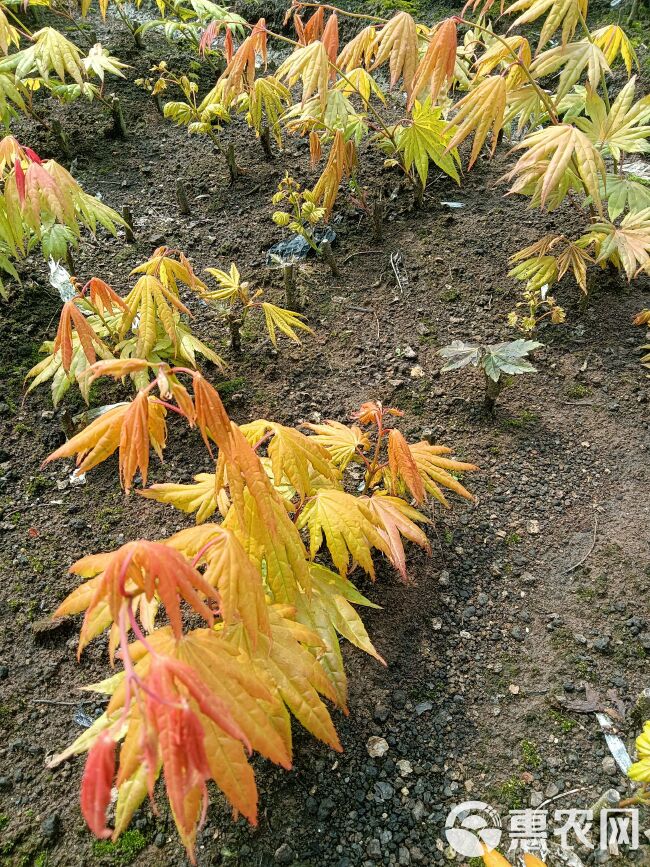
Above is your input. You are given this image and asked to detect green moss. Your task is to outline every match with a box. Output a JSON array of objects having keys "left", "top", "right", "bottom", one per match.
[
  {"left": 521, "top": 739, "right": 541, "bottom": 769},
  {"left": 26, "top": 475, "right": 53, "bottom": 497},
  {"left": 500, "top": 410, "right": 539, "bottom": 430},
  {"left": 92, "top": 830, "right": 149, "bottom": 865},
  {"left": 549, "top": 709, "right": 577, "bottom": 733},
  {"left": 495, "top": 776, "right": 527, "bottom": 810},
  {"left": 216, "top": 377, "right": 247, "bottom": 399},
  {"left": 565, "top": 383, "right": 592, "bottom": 400}
]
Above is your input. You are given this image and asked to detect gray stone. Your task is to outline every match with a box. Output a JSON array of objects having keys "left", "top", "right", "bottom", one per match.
[
  {"left": 275, "top": 843, "right": 294, "bottom": 864},
  {"left": 40, "top": 813, "right": 61, "bottom": 841}
]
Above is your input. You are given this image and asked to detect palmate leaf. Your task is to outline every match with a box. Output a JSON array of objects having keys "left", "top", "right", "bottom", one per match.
[
  {"left": 0, "top": 7, "right": 20, "bottom": 55},
  {"left": 408, "top": 441, "right": 478, "bottom": 507},
  {"left": 388, "top": 427, "right": 425, "bottom": 503},
  {"left": 302, "top": 419, "right": 370, "bottom": 470},
  {"left": 503, "top": 124, "right": 606, "bottom": 212},
  {"left": 228, "top": 604, "right": 343, "bottom": 752},
  {"left": 445, "top": 75, "right": 507, "bottom": 169},
  {"left": 246, "top": 76, "right": 291, "bottom": 146},
  {"left": 600, "top": 174, "right": 650, "bottom": 221},
  {"left": 139, "top": 473, "right": 218, "bottom": 523},
  {"left": 244, "top": 418, "right": 340, "bottom": 501},
  {"left": 574, "top": 78, "right": 650, "bottom": 162},
  {"left": 312, "top": 129, "right": 354, "bottom": 217},
  {"left": 276, "top": 40, "right": 330, "bottom": 106},
  {"left": 530, "top": 40, "right": 610, "bottom": 103},
  {"left": 224, "top": 486, "right": 310, "bottom": 604},
  {"left": 482, "top": 339, "right": 543, "bottom": 381},
  {"left": 408, "top": 18, "right": 457, "bottom": 108},
  {"left": 504, "top": 84, "right": 550, "bottom": 134},
  {"left": 334, "top": 67, "right": 384, "bottom": 107},
  {"left": 438, "top": 339, "right": 482, "bottom": 371},
  {"left": 504, "top": 0, "right": 587, "bottom": 50},
  {"left": 261, "top": 302, "right": 313, "bottom": 347},
  {"left": 119, "top": 274, "right": 190, "bottom": 358},
  {"left": 363, "top": 492, "right": 430, "bottom": 582},
  {"left": 591, "top": 24, "right": 638, "bottom": 75},
  {"left": 397, "top": 99, "right": 460, "bottom": 187},
  {"left": 509, "top": 234, "right": 592, "bottom": 292},
  {"left": 43, "top": 392, "right": 167, "bottom": 491},
  {"left": 585, "top": 208, "right": 650, "bottom": 280},
  {"left": 0, "top": 72, "right": 25, "bottom": 122},
  {"left": 370, "top": 11, "right": 418, "bottom": 96},
  {"left": 337, "top": 25, "right": 376, "bottom": 72},
  {"left": 200, "top": 525, "right": 270, "bottom": 643},
  {"left": 3, "top": 27, "right": 85, "bottom": 84},
  {"left": 296, "top": 563, "right": 384, "bottom": 707},
  {"left": 297, "top": 488, "right": 390, "bottom": 578},
  {"left": 82, "top": 43, "right": 129, "bottom": 82}
]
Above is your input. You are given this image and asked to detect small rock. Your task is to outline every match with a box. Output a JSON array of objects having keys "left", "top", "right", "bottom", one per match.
[
  {"left": 511, "top": 626, "right": 524, "bottom": 642},
  {"left": 396, "top": 759, "right": 413, "bottom": 776},
  {"left": 31, "top": 617, "right": 73, "bottom": 639},
  {"left": 374, "top": 781, "right": 394, "bottom": 802},
  {"left": 0, "top": 665, "right": 8, "bottom": 680},
  {"left": 508, "top": 684, "right": 520, "bottom": 695},
  {"left": 367, "top": 736, "right": 389, "bottom": 758},
  {"left": 402, "top": 346, "right": 417, "bottom": 360},
  {"left": 602, "top": 756, "right": 617, "bottom": 775},
  {"left": 373, "top": 703, "right": 389, "bottom": 723},
  {"left": 544, "top": 782, "right": 560, "bottom": 799},
  {"left": 398, "top": 846, "right": 411, "bottom": 866},
  {"left": 594, "top": 635, "right": 611, "bottom": 653},
  {"left": 410, "top": 365, "right": 425, "bottom": 379},
  {"left": 414, "top": 700, "right": 433, "bottom": 716},
  {"left": 366, "top": 839, "right": 382, "bottom": 860},
  {"left": 527, "top": 519, "right": 540, "bottom": 534},
  {"left": 275, "top": 843, "right": 294, "bottom": 864},
  {"left": 154, "top": 833, "right": 166, "bottom": 847},
  {"left": 40, "top": 813, "right": 61, "bottom": 841},
  {"left": 530, "top": 791, "right": 544, "bottom": 808}
]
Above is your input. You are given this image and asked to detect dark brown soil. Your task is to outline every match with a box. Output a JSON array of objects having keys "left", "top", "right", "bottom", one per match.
[{"left": 0, "top": 4, "right": 649, "bottom": 867}]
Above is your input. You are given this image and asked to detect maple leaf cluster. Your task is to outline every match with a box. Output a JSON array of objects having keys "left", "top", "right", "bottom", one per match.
[
  {"left": 150, "top": 0, "right": 649, "bottom": 334},
  {"left": 44, "top": 365, "right": 478, "bottom": 860},
  {"left": 0, "top": 136, "right": 125, "bottom": 297},
  {"left": 26, "top": 251, "right": 312, "bottom": 405}
]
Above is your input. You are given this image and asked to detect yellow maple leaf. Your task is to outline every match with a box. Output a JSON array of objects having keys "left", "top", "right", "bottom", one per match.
[
  {"left": 276, "top": 40, "right": 330, "bottom": 106},
  {"left": 302, "top": 419, "right": 370, "bottom": 470},
  {"left": 298, "top": 487, "right": 390, "bottom": 578},
  {"left": 370, "top": 11, "right": 418, "bottom": 96},
  {"left": 445, "top": 75, "right": 507, "bottom": 169},
  {"left": 503, "top": 123, "right": 606, "bottom": 212},
  {"left": 139, "top": 473, "right": 218, "bottom": 523}
]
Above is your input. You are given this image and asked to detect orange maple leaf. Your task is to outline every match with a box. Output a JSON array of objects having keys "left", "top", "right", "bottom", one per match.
[{"left": 43, "top": 392, "right": 167, "bottom": 491}]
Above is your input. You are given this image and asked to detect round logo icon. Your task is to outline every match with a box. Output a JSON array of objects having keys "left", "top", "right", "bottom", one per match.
[{"left": 445, "top": 801, "right": 503, "bottom": 858}]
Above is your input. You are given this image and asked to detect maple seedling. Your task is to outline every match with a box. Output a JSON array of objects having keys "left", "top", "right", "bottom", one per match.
[
  {"left": 42, "top": 361, "right": 478, "bottom": 858},
  {"left": 438, "top": 339, "right": 543, "bottom": 414},
  {"left": 201, "top": 261, "right": 312, "bottom": 352},
  {"left": 25, "top": 248, "right": 224, "bottom": 404},
  {"left": 0, "top": 136, "right": 126, "bottom": 298}
]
